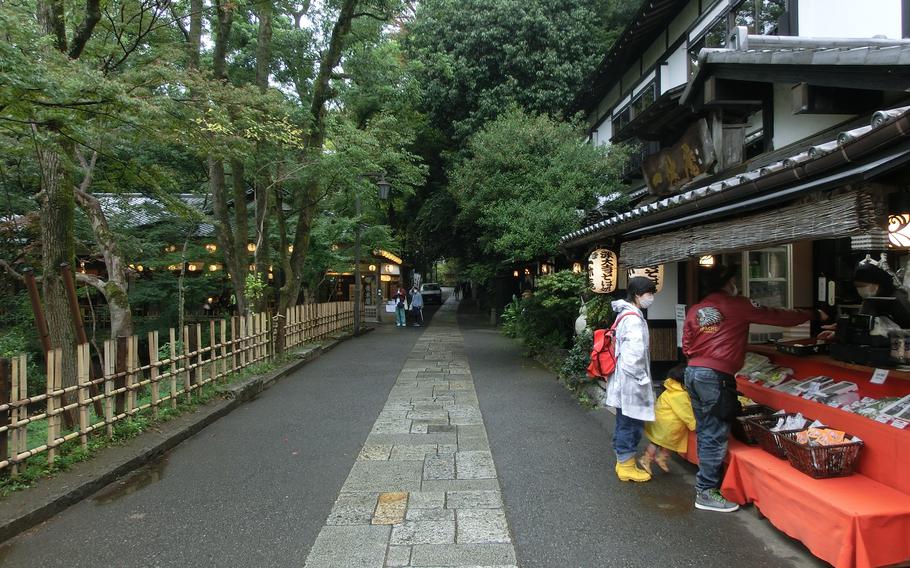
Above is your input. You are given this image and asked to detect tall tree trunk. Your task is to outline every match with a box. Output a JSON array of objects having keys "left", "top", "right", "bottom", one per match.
[
  {"left": 37, "top": 144, "right": 79, "bottom": 388},
  {"left": 277, "top": 0, "right": 359, "bottom": 350},
  {"left": 74, "top": 157, "right": 134, "bottom": 340},
  {"left": 188, "top": 0, "right": 203, "bottom": 70},
  {"left": 210, "top": 158, "right": 247, "bottom": 314},
  {"left": 252, "top": 0, "right": 273, "bottom": 313}
]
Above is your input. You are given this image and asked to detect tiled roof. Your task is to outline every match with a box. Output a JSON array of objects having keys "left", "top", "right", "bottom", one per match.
[
  {"left": 559, "top": 105, "right": 910, "bottom": 246},
  {"left": 97, "top": 193, "right": 215, "bottom": 237}
]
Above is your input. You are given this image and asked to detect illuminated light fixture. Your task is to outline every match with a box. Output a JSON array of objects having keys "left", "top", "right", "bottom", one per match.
[
  {"left": 368, "top": 264, "right": 377, "bottom": 272},
  {"left": 698, "top": 255, "right": 716, "bottom": 268},
  {"left": 331, "top": 244, "right": 340, "bottom": 252},
  {"left": 268, "top": 272, "right": 274, "bottom": 280},
  {"left": 167, "top": 264, "right": 178, "bottom": 271},
  {"left": 164, "top": 244, "right": 176, "bottom": 253},
  {"left": 288, "top": 245, "right": 294, "bottom": 253},
  {"left": 205, "top": 244, "right": 217, "bottom": 253},
  {"left": 249, "top": 264, "right": 255, "bottom": 271},
  {"left": 79, "top": 260, "right": 87, "bottom": 274},
  {"left": 247, "top": 243, "right": 256, "bottom": 253},
  {"left": 628, "top": 265, "right": 664, "bottom": 293},
  {"left": 888, "top": 214, "right": 910, "bottom": 248},
  {"left": 208, "top": 264, "right": 220, "bottom": 272},
  {"left": 188, "top": 263, "right": 198, "bottom": 272},
  {"left": 374, "top": 249, "right": 403, "bottom": 264},
  {"left": 128, "top": 263, "right": 135, "bottom": 270},
  {"left": 588, "top": 248, "right": 618, "bottom": 294},
  {"left": 540, "top": 264, "right": 549, "bottom": 274},
  {"left": 136, "top": 265, "right": 144, "bottom": 272},
  {"left": 207, "top": 297, "right": 214, "bottom": 303},
  {"left": 513, "top": 270, "right": 520, "bottom": 278},
  {"left": 524, "top": 268, "right": 531, "bottom": 276},
  {"left": 380, "top": 274, "right": 392, "bottom": 282},
  {"left": 572, "top": 262, "right": 583, "bottom": 274}
]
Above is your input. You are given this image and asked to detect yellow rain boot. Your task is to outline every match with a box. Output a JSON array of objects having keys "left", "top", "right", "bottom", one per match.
[{"left": 615, "top": 458, "right": 652, "bottom": 482}]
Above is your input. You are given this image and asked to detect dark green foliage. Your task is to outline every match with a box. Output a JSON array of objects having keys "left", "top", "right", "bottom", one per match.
[
  {"left": 499, "top": 270, "right": 586, "bottom": 353},
  {"left": 560, "top": 329, "right": 594, "bottom": 392}
]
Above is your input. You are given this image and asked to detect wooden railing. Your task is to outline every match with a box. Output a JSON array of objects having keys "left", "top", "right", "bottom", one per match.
[{"left": 0, "top": 301, "right": 354, "bottom": 475}]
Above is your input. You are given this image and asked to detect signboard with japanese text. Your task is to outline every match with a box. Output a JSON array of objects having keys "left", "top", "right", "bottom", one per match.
[
  {"left": 642, "top": 119, "right": 716, "bottom": 196},
  {"left": 627, "top": 265, "right": 664, "bottom": 293},
  {"left": 589, "top": 249, "right": 618, "bottom": 294}
]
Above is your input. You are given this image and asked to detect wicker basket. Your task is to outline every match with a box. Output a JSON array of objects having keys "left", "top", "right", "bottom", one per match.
[
  {"left": 777, "top": 432, "right": 864, "bottom": 479},
  {"left": 732, "top": 404, "right": 776, "bottom": 445},
  {"left": 746, "top": 413, "right": 807, "bottom": 459}
]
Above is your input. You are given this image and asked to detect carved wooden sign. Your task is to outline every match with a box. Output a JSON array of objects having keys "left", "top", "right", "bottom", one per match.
[
  {"left": 643, "top": 119, "right": 716, "bottom": 196},
  {"left": 589, "top": 248, "right": 618, "bottom": 294},
  {"left": 628, "top": 265, "right": 664, "bottom": 293}
]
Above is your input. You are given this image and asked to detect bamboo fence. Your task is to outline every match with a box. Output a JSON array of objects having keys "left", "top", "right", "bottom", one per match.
[{"left": 0, "top": 301, "right": 354, "bottom": 475}]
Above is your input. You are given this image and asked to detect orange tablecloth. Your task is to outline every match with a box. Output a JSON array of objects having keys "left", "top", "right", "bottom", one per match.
[
  {"left": 737, "top": 378, "right": 910, "bottom": 495},
  {"left": 721, "top": 440, "right": 910, "bottom": 568}
]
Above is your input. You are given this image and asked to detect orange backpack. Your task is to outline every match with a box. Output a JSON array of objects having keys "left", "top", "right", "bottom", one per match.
[{"left": 586, "top": 312, "right": 639, "bottom": 380}]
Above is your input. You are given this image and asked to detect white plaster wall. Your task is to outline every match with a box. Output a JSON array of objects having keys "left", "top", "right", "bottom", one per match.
[
  {"left": 772, "top": 83, "right": 853, "bottom": 148},
  {"left": 594, "top": 119, "right": 613, "bottom": 146},
  {"left": 661, "top": 43, "right": 689, "bottom": 94},
  {"left": 799, "top": 0, "right": 901, "bottom": 38},
  {"left": 646, "top": 263, "right": 680, "bottom": 320}
]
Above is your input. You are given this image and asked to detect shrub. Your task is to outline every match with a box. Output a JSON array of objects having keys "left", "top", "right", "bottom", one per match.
[
  {"left": 560, "top": 329, "right": 593, "bottom": 392},
  {"left": 500, "top": 270, "right": 585, "bottom": 354}
]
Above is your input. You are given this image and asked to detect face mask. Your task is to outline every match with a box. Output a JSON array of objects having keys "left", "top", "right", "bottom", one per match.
[
  {"left": 857, "top": 285, "right": 878, "bottom": 299},
  {"left": 639, "top": 294, "right": 655, "bottom": 309},
  {"left": 729, "top": 284, "right": 739, "bottom": 297}
]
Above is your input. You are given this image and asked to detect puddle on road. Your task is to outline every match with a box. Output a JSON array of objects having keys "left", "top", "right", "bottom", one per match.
[
  {"left": 636, "top": 491, "right": 694, "bottom": 518},
  {"left": 91, "top": 456, "right": 170, "bottom": 506}
]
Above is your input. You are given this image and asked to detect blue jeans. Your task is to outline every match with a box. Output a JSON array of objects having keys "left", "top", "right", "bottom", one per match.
[
  {"left": 685, "top": 366, "right": 732, "bottom": 493},
  {"left": 613, "top": 408, "right": 645, "bottom": 462},
  {"left": 395, "top": 306, "right": 406, "bottom": 326}
]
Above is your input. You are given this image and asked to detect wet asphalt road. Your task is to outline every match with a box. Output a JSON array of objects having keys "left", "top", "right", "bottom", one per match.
[
  {"left": 458, "top": 307, "right": 826, "bottom": 568},
  {"left": 0, "top": 293, "right": 826, "bottom": 567}
]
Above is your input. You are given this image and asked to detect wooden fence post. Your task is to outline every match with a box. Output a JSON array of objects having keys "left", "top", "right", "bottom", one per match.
[
  {"left": 0, "top": 358, "right": 9, "bottom": 475},
  {"left": 168, "top": 328, "right": 178, "bottom": 410},
  {"left": 77, "top": 344, "right": 90, "bottom": 449},
  {"left": 115, "top": 336, "right": 128, "bottom": 415},
  {"left": 182, "top": 325, "right": 192, "bottom": 402},
  {"left": 104, "top": 340, "right": 115, "bottom": 438},
  {"left": 47, "top": 348, "right": 62, "bottom": 464},
  {"left": 149, "top": 331, "right": 160, "bottom": 419},
  {"left": 126, "top": 336, "right": 138, "bottom": 416},
  {"left": 220, "top": 320, "right": 227, "bottom": 382},
  {"left": 194, "top": 323, "right": 202, "bottom": 386},
  {"left": 209, "top": 320, "right": 217, "bottom": 385},
  {"left": 11, "top": 355, "right": 26, "bottom": 475},
  {"left": 231, "top": 316, "right": 239, "bottom": 374}
]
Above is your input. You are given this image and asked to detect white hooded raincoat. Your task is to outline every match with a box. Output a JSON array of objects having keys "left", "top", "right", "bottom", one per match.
[{"left": 604, "top": 299, "right": 655, "bottom": 422}]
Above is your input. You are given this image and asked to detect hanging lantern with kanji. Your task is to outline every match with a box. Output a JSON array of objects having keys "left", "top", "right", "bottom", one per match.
[{"left": 588, "top": 249, "right": 618, "bottom": 294}]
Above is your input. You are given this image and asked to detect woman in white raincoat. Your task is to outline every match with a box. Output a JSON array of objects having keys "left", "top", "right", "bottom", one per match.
[{"left": 605, "top": 276, "right": 658, "bottom": 482}]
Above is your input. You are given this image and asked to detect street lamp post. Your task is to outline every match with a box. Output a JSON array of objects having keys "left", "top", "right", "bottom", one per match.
[{"left": 353, "top": 174, "right": 391, "bottom": 337}]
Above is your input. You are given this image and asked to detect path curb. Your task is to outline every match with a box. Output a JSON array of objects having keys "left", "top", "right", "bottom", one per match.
[{"left": 0, "top": 326, "right": 374, "bottom": 544}]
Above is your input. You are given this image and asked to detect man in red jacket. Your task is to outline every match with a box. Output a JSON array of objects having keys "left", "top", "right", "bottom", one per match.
[{"left": 682, "top": 264, "right": 823, "bottom": 513}]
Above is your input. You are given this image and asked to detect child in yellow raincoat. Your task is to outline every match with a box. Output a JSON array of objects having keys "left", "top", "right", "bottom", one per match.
[{"left": 640, "top": 363, "right": 696, "bottom": 474}]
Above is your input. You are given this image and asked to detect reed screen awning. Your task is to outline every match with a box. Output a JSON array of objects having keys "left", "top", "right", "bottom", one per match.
[{"left": 618, "top": 191, "right": 877, "bottom": 268}]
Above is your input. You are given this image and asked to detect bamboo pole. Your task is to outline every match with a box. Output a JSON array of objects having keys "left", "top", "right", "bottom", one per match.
[
  {"left": 149, "top": 331, "right": 160, "bottom": 419},
  {"left": 219, "top": 320, "right": 227, "bottom": 382},
  {"left": 46, "top": 348, "right": 61, "bottom": 464},
  {"left": 182, "top": 325, "right": 191, "bottom": 402},
  {"left": 16, "top": 355, "right": 25, "bottom": 473},
  {"left": 231, "top": 317, "right": 238, "bottom": 374},
  {"left": 209, "top": 320, "right": 217, "bottom": 385},
  {"left": 77, "top": 343, "right": 90, "bottom": 449},
  {"left": 104, "top": 340, "right": 115, "bottom": 439},
  {"left": 194, "top": 323, "right": 202, "bottom": 386},
  {"left": 126, "top": 336, "right": 137, "bottom": 416},
  {"left": 168, "top": 328, "right": 178, "bottom": 410},
  {"left": 9, "top": 357, "right": 18, "bottom": 475},
  {"left": 0, "top": 357, "right": 9, "bottom": 473}
]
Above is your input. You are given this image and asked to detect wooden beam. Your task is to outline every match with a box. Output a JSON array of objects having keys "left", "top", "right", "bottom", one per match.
[{"left": 791, "top": 83, "right": 884, "bottom": 115}]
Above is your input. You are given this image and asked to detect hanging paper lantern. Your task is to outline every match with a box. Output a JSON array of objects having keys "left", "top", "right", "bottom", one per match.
[
  {"left": 628, "top": 265, "right": 664, "bottom": 293},
  {"left": 588, "top": 249, "right": 618, "bottom": 294}
]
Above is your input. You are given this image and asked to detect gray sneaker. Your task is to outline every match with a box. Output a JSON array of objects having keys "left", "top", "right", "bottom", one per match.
[{"left": 695, "top": 489, "right": 740, "bottom": 513}]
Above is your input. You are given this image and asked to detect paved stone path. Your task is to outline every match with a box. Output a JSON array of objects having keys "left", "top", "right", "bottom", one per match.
[{"left": 304, "top": 299, "right": 517, "bottom": 568}]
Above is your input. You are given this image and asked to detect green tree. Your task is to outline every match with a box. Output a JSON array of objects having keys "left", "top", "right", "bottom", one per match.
[{"left": 448, "top": 109, "right": 630, "bottom": 274}]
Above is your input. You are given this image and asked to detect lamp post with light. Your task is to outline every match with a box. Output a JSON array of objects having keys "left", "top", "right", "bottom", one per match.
[{"left": 353, "top": 174, "right": 391, "bottom": 336}]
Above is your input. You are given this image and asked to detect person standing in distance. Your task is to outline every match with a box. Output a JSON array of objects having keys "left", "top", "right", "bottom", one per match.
[
  {"left": 682, "top": 265, "right": 825, "bottom": 512},
  {"left": 606, "top": 276, "right": 659, "bottom": 482}
]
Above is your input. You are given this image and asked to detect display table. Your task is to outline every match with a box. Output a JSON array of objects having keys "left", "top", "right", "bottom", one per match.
[
  {"left": 721, "top": 440, "right": 910, "bottom": 568},
  {"left": 678, "top": 348, "right": 910, "bottom": 568}
]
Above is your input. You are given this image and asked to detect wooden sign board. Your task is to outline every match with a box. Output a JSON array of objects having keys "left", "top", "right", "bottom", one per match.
[
  {"left": 642, "top": 119, "right": 716, "bottom": 196},
  {"left": 628, "top": 265, "right": 664, "bottom": 293}
]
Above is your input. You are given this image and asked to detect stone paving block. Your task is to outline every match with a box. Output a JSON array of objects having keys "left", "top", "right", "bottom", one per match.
[
  {"left": 406, "top": 507, "right": 455, "bottom": 521},
  {"left": 408, "top": 491, "right": 446, "bottom": 508},
  {"left": 423, "top": 453, "right": 456, "bottom": 480},
  {"left": 326, "top": 493, "right": 378, "bottom": 525},
  {"left": 420, "top": 479, "right": 500, "bottom": 492},
  {"left": 411, "top": 423, "right": 429, "bottom": 434},
  {"left": 427, "top": 424, "right": 455, "bottom": 433},
  {"left": 409, "top": 544, "right": 517, "bottom": 567},
  {"left": 456, "top": 452, "right": 496, "bottom": 479},
  {"left": 358, "top": 445, "right": 393, "bottom": 460},
  {"left": 437, "top": 444, "right": 458, "bottom": 454},
  {"left": 372, "top": 491, "right": 409, "bottom": 525},
  {"left": 407, "top": 410, "right": 449, "bottom": 421},
  {"left": 368, "top": 433, "right": 457, "bottom": 446},
  {"left": 385, "top": 545, "right": 412, "bottom": 567},
  {"left": 372, "top": 419, "right": 414, "bottom": 434},
  {"left": 445, "top": 491, "right": 503, "bottom": 509},
  {"left": 456, "top": 438, "right": 490, "bottom": 452},
  {"left": 343, "top": 461, "right": 424, "bottom": 493},
  {"left": 456, "top": 425, "right": 486, "bottom": 438},
  {"left": 456, "top": 509, "right": 511, "bottom": 544},
  {"left": 304, "top": 525, "right": 391, "bottom": 568},
  {"left": 391, "top": 444, "right": 439, "bottom": 460},
  {"left": 390, "top": 520, "right": 456, "bottom": 545}
]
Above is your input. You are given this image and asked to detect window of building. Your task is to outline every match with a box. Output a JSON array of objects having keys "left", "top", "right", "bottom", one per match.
[
  {"left": 731, "top": 0, "right": 787, "bottom": 35},
  {"left": 611, "top": 80, "right": 657, "bottom": 136}
]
